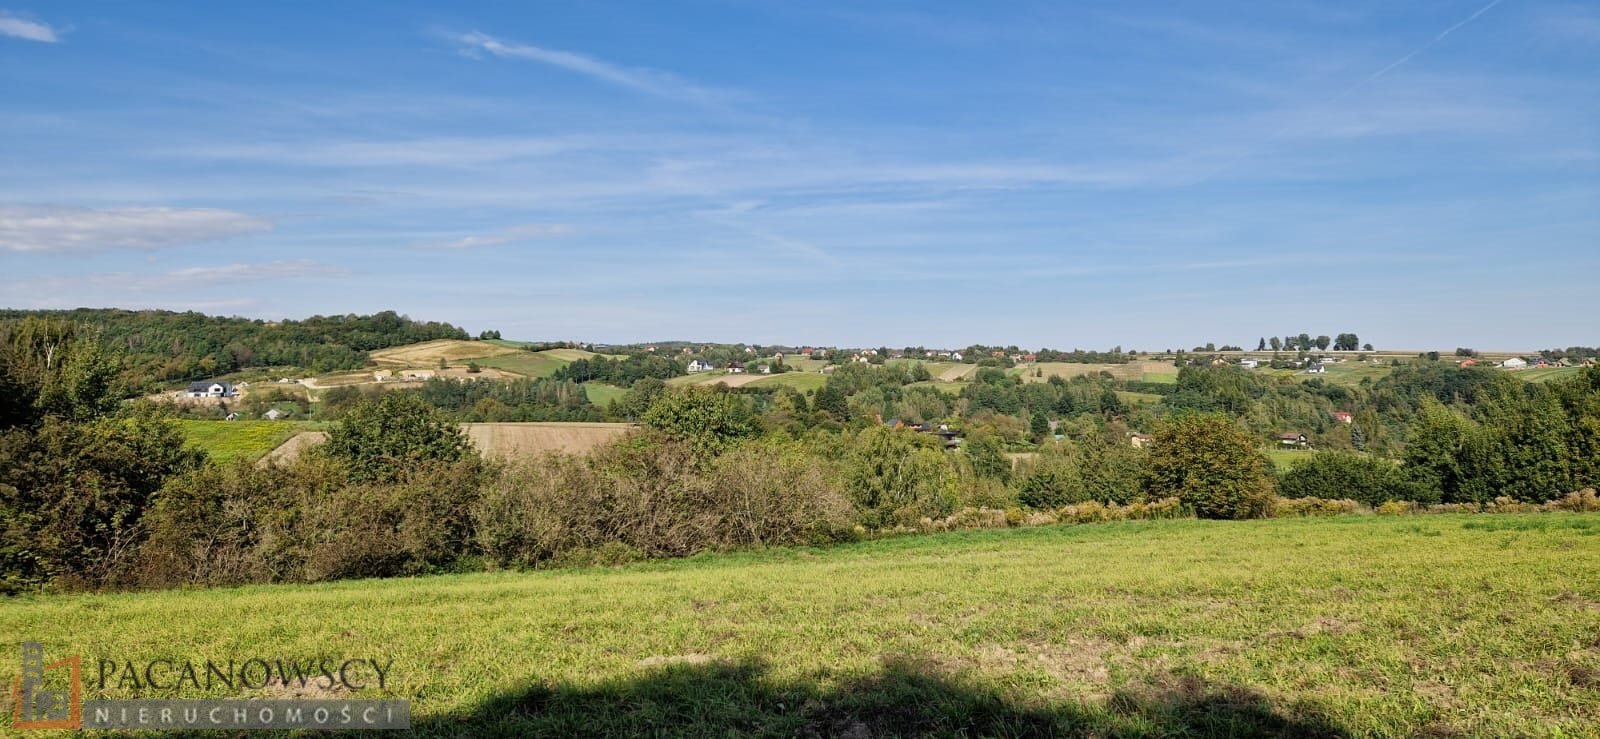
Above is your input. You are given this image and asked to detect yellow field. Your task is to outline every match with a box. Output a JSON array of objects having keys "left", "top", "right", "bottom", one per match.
[
  {"left": 461, "top": 422, "right": 636, "bottom": 458},
  {"left": 368, "top": 339, "right": 522, "bottom": 367},
  {"left": 259, "top": 423, "right": 635, "bottom": 464}
]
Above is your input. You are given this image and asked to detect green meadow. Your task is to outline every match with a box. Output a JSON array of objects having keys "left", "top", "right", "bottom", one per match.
[
  {"left": 4, "top": 515, "right": 1597, "bottom": 737},
  {"left": 174, "top": 420, "right": 321, "bottom": 463}
]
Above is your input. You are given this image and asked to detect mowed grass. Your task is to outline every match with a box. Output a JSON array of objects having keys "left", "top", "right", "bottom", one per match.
[
  {"left": 175, "top": 420, "right": 322, "bottom": 463},
  {"left": 469, "top": 351, "right": 572, "bottom": 379},
  {"left": 1521, "top": 366, "right": 1586, "bottom": 383},
  {"left": 581, "top": 382, "right": 629, "bottom": 407},
  {"left": 4, "top": 516, "right": 1598, "bottom": 736},
  {"left": 749, "top": 372, "right": 829, "bottom": 392},
  {"left": 1265, "top": 446, "right": 1319, "bottom": 472}
]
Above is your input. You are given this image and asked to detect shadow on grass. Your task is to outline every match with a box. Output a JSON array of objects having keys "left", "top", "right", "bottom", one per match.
[{"left": 412, "top": 656, "right": 1348, "bottom": 738}]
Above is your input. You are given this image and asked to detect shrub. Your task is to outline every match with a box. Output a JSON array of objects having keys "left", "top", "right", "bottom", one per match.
[
  {"left": 1548, "top": 488, "right": 1600, "bottom": 512},
  {"left": 845, "top": 427, "right": 957, "bottom": 528},
  {"left": 475, "top": 435, "right": 854, "bottom": 568},
  {"left": 1146, "top": 415, "right": 1273, "bottom": 520},
  {"left": 1376, "top": 500, "right": 1419, "bottom": 515},
  {"left": 1278, "top": 451, "right": 1423, "bottom": 507},
  {"left": 1270, "top": 496, "right": 1363, "bottom": 517},
  {"left": 0, "top": 411, "right": 203, "bottom": 591},
  {"left": 319, "top": 393, "right": 476, "bottom": 483}
]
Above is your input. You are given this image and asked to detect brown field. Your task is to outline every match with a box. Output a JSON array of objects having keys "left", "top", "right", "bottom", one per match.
[
  {"left": 368, "top": 339, "right": 522, "bottom": 367},
  {"left": 701, "top": 373, "right": 771, "bottom": 388},
  {"left": 256, "top": 431, "right": 328, "bottom": 467},
  {"left": 259, "top": 423, "right": 635, "bottom": 464},
  {"left": 462, "top": 422, "right": 635, "bottom": 458},
  {"left": 937, "top": 364, "right": 977, "bottom": 381}
]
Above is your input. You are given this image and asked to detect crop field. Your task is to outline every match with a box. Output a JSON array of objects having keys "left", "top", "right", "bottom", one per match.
[
  {"left": 1141, "top": 372, "right": 1179, "bottom": 384},
  {"left": 936, "top": 363, "right": 977, "bottom": 382},
  {"left": 3, "top": 515, "right": 1597, "bottom": 736},
  {"left": 368, "top": 339, "right": 522, "bottom": 367},
  {"left": 461, "top": 422, "right": 635, "bottom": 458},
  {"left": 175, "top": 420, "right": 323, "bottom": 464}
]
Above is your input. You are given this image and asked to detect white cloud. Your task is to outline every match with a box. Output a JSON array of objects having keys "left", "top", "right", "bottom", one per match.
[
  {"left": 0, "top": 12, "right": 57, "bottom": 43},
  {"left": 450, "top": 31, "right": 722, "bottom": 103},
  {"left": 0, "top": 261, "right": 347, "bottom": 297},
  {"left": 415, "top": 224, "right": 574, "bottom": 250},
  {"left": 0, "top": 204, "right": 271, "bottom": 252}
]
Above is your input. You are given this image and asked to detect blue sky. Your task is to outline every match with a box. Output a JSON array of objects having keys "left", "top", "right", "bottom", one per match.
[{"left": 1, "top": 1, "right": 1595, "bottom": 350}]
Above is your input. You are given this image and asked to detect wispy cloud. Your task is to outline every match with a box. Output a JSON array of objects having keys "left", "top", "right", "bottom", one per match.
[
  {"left": 0, "top": 260, "right": 345, "bottom": 297},
  {"left": 0, "top": 204, "right": 271, "bottom": 252},
  {"left": 178, "top": 136, "right": 587, "bottom": 167},
  {"left": 0, "top": 12, "right": 57, "bottom": 43},
  {"left": 449, "top": 31, "right": 723, "bottom": 104},
  {"left": 415, "top": 224, "right": 573, "bottom": 250},
  {"left": 1533, "top": 4, "right": 1600, "bottom": 44}
]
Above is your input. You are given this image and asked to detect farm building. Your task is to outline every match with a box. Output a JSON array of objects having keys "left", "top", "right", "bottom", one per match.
[
  {"left": 687, "top": 359, "right": 714, "bottom": 373},
  {"left": 1501, "top": 357, "right": 1527, "bottom": 369},
  {"left": 185, "top": 381, "right": 236, "bottom": 398},
  {"left": 728, "top": 361, "right": 745, "bottom": 374},
  {"left": 1239, "top": 359, "right": 1258, "bottom": 369},
  {"left": 1129, "top": 432, "right": 1153, "bottom": 448},
  {"left": 1276, "top": 432, "right": 1310, "bottom": 448},
  {"left": 1304, "top": 363, "right": 1326, "bottom": 374},
  {"left": 401, "top": 369, "right": 435, "bottom": 381},
  {"left": 263, "top": 408, "right": 288, "bottom": 420}
]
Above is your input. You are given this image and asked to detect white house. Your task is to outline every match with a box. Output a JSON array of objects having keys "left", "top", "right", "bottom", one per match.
[
  {"left": 1304, "top": 363, "right": 1326, "bottom": 374},
  {"left": 1501, "top": 357, "right": 1527, "bottom": 369},
  {"left": 263, "top": 408, "right": 288, "bottom": 420},
  {"left": 687, "top": 359, "right": 714, "bottom": 373},
  {"left": 1239, "top": 359, "right": 1259, "bottom": 369},
  {"left": 401, "top": 369, "right": 435, "bottom": 381},
  {"left": 728, "top": 362, "right": 745, "bottom": 374},
  {"left": 950, "top": 352, "right": 964, "bottom": 361},
  {"left": 185, "top": 381, "right": 236, "bottom": 398}
]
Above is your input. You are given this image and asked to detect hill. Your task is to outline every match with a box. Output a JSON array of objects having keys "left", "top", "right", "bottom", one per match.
[{"left": 6, "top": 514, "right": 1596, "bottom": 736}]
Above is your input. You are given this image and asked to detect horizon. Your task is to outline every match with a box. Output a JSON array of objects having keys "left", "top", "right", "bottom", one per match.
[{"left": 2, "top": 2, "right": 1596, "bottom": 348}]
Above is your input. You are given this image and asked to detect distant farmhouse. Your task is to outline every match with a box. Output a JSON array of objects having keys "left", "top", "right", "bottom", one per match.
[
  {"left": 687, "top": 359, "right": 714, "bottom": 373},
  {"left": 1501, "top": 357, "right": 1527, "bottom": 369},
  {"left": 186, "top": 381, "right": 236, "bottom": 398}
]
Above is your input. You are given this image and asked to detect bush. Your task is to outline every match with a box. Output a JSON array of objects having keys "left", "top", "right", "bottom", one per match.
[
  {"left": 320, "top": 393, "right": 476, "bottom": 483},
  {"left": 845, "top": 427, "right": 958, "bottom": 528},
  {"left": 1270, "top": 496, "right": 1363, "bottom": 517},
  {"left": 137, "top": 455, "right": 486, "bottom": 586},
  {"left": 0, "top": 411, "right": 203, "bottom": 591},
  {"left": 1146, "top": 415, "right": 1273, "bottom": 520},
  {"left": 1278, "top": 451, "right": 1423, "bottom": 507},
  {"left": 475, "top": 435, "right": 854, "bottom": 568}
]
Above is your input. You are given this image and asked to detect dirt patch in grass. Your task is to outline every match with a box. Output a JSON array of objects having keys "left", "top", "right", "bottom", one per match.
[{"left": 638, "top": 653, "right": 722, "bottom": 668}]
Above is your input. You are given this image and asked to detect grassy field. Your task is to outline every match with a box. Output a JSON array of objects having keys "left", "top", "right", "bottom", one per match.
[
  {"left": 1264, "top": 447, "right": 1319, "bottom": 472},
  {"left": 470, "top": 351, "right": 572, "bottom": 379},
  {"left": 4, "top": 515, "right": 1597, "bottom": 736},
  {"left": 749, "top": 372, "right": 829, "bottom": 392},
  {"left": 1521, "top": 367, "right": 1587, "bottom": 383},
  {"left": 1116, "top": 390, "right": 1164, "bottom": 405},
  {"left": 175, "top": 420, "right": 322, "bottom": 463},
  {"left": 1141, "top": 371, "right": 1179, "bottom": 384},
  {"left": 582, "top": 382, "right": 629, "bottom": 407}
]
